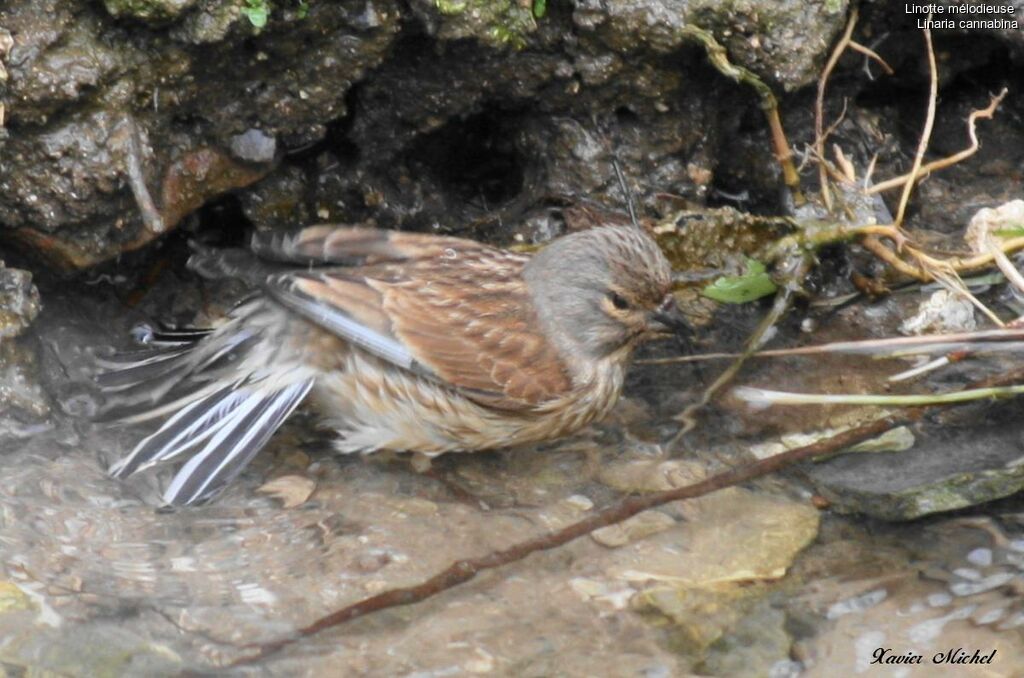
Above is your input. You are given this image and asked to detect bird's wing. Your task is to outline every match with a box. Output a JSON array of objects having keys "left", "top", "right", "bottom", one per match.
[
  {"left": 251, "top": 225, "right": 479, "bottom": 266},
  {"left": 264, "top": 242, "right": 575, "bottom": 410}
]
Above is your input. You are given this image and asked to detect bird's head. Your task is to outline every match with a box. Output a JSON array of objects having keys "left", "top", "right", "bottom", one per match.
[{"left": 524, "top": 225, "right": 688, "bottom": 361}]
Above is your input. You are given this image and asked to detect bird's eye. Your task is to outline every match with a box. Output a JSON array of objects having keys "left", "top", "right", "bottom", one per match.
[{"left": 609, "top": 292, "right": 630, "bottom": 310}]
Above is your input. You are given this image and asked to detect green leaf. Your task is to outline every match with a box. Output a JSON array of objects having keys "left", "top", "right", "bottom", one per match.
[
  {"left": 242, "top": 0, "right": 270, "bottom": 28},
  {"left": 702, "top": 258, "right": 777, "bottom": 304},
  {"left": 532, "top": 0, "right": 547, "bottom": 19}
]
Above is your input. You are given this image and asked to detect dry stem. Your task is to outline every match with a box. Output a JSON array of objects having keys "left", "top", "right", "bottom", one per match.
[
  {"left": 847, "top": 41, "right": 894, "bottom": 75},
  {"left": 893, "top": 22, "right": 937, "bottom": 228},
  {"left": 678, "top": 25, "right": 804, "bottom": 205},
  {"left": 816, "top": 8, "right": 859, "bottom": 211},
  {"left": 865, "top": 88, "right": 1008, "bottom": 195}
]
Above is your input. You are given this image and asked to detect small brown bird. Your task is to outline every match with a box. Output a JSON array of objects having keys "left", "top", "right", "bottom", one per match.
[{"left": 99, "top": 224, "right": 686, "bottom": 505}]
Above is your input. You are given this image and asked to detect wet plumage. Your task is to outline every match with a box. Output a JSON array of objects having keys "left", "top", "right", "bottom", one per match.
[{"left": 98, "top": 224, "right": 684, "bottom": 505}]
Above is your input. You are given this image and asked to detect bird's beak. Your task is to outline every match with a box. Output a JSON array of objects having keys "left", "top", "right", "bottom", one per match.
[{"left": 648, "top": 295, "right": 690, "bottom": 335}]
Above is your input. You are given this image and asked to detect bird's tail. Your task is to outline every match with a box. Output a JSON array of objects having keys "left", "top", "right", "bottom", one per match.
[{"left": 97, "top": 298, "right": 315, "bottom": 506}]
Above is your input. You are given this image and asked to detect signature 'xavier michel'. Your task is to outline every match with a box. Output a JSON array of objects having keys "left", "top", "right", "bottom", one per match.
[{"left": 99, "top": 224, "right": 687, "bottom": 505}]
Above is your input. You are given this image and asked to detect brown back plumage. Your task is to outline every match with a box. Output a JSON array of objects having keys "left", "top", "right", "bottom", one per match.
[{"left": 264, "top": 228, "right": 574, "bottom": 410}]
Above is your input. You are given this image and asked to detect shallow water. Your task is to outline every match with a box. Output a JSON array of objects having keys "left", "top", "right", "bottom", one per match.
[{"left": 1, "top": 288, "right": 1023, "bottom": 676}]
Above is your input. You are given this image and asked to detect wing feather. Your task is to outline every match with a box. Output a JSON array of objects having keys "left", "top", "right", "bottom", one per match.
[
  {"left": 162, "top": 378, "right": 314, "bottom": 505},
  {"left": 263, "top": 241, "right": 573, "bottom": 410},
  {"left": 251, "top": 225, "right": 483, "bottom": 266}
]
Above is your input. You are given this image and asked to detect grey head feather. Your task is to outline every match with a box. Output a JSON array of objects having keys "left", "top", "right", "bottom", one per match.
[{"left": 524, "top": 225, "right": 672, "bottom": 360}]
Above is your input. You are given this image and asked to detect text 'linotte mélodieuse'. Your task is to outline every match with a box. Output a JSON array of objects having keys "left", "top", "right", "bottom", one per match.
[{"left": 905, "top": 4, "right": 1018, "bottom": 29}]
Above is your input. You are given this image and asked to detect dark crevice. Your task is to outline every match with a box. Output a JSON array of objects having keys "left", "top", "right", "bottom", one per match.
[{"left": 405, "top": 107, "right": 529, "bottom": 210}]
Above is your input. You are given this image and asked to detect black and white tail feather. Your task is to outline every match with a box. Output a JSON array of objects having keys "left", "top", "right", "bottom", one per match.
[{"left": 98, "top": 299, "right": 316, "bottom": 506}]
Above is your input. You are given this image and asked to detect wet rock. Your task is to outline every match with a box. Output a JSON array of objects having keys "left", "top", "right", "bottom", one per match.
[
  {"left": 611, "top": 485, "right": 820, "bottom": 588},
  {"left": 238, "top": 165, "right": 315, "bottom": 231},
  {"left": 806, "top": 404, "right": 1024, "bottom": 520},
  {"left": 0, "top": 340, "right": 50, "bottom": 435},
  {"left": 899, "top": 290, "right": 976, "bottom": 335},
  {"left": 256, "top": 474, "right": 316, "bottom": 508},
  {"left": 796, "top": 532, "right": 1024, "bottom": 676},
  {"left": 0, "top": 1, "right": 119, "bottom": 124},
  {"left": 699, "top": 600, "right": 793, "bottom": 678},
  {"left": 159, "top": 146, "right": 273, "bottom": 229},
  {"left": 0, "top": 109, "right": 127, "bottom": 233},
  {"left": 0, "top": 581, "right": 32, "bottom": 613},
  {"left": 229, "top": 128, "right": 278, "bottom": 164},
  {"left": 0, "top": 0, "right": 851, "bottom": 268},
  {"left": 102, "top": 0, "right": 201, "bottom": 22},
  {"left": 1, "top": 0, "right": 400, "bottom": 267},
  {"left": 591, "top": 509, "right": 676, "bottom": 548},
  {"left": 0, "top": 263, "right": 40, "bottom": 339},
  {"left": 748, "top": 425, "right": 916, "bottom": 461},
  {"left": 573, "top": 0, "right": 849, "bottom": 91},
  {"left": 575, "top": 475, "right": 821, "bottom": 670},
  {"left": 243, "top": 1, "right": 737, "bottom": 233},
  {"left": 569, "top": 577, "right": 634, "bottom": 610},
  {"left": 408, "top": 0, "right": 538, "bottom": 47},
  {"left": 0, "top": 621, "right": 183, "bottom": 676}
]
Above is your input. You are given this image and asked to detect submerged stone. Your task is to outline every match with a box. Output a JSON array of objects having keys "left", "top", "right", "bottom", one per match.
[{"left": 807, "top": 411, "right": 1024, "bottom": 520}]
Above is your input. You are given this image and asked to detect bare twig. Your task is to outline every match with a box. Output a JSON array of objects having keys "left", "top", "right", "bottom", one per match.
[
  {"left": 893, "top": 21, "right": 937, "bottom": 228},
  {"left": 847, "top": 40, "right": 894, "bottom": 75},
  {"left": 912, "top": 235, "right": 1024, "bottom": 274},
  {"left": 736, "top": 383, "right": 1024, "bottom": 407},
  {"left": 637, "top": 328, "right": 1024, "bottom": 365},
  {"left": 832, "top": 143, "right": 857, "bottom": 183},
  {"left": 865, "top": 89, "right": 1008, "bottom": 195},
  {"left": 678, "top": 25, "right": 804, "bottom": 205},
  {"left": 611, "top": 157, "right": 639, "bottom": 228},
  {"left": 863, "top": 152, "right": 879, "bottom": 189},
  {"left": 672, "top": 253, "right": 812, "bottom": 442},
  {"left": 862, "top": 234, "right": 928, "bottom": 280},
  {"left": 112, "top": 117, "right": 167, "bottom": 235},
  {"left": 857, "top": 220, "right": 1024, "bottom": 284},
  {"left": 816, "top": 8, "right": 859, "bottom": 211}
]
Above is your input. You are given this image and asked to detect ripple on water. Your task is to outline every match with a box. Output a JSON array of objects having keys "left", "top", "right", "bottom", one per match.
[{"left": 0, "top": 422, "right": 377, "bottom": 624}]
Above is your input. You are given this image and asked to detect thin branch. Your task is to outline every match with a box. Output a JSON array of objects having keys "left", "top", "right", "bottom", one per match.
[
  {"left": 611, "top": 157, "right": 639, "bottom": 228},
  {"left": 677, "top": 25, "right": 803, "bottom": 205},
  {"left": 637, "top": 328, "right": 1024, "bottom": 365},
  {"left": 865, "top": 89, "right": 1008, "bottom": 195},
  {"left": 736, "top": 383, "right": 1024, "bottom": 407},
  {"left": 894, "top": 21, "right": 937, "bottom": 228},
  {"left": 915, "top": 235, "right": 1024, "bottom": 273},
  {"left": 816, "top": 7, "right": 859, "bottom": 211},
  {"left": 888, "top": 355, "right": 951, "bottom": 382},
  {"left": 112, "top": 116, "right": 167, "bottom": 235},
  {"left": 908, "top": 235, "right": 1024, "bottom": 280},
  {"left": 670, "top": 253, "right": 812, "bottom": 443},
  {"left": 862, "top": 234, "right": 928, "bottom": 280},
  {"left": 847, "top": 40, "right": 894, "bottom": 75}
]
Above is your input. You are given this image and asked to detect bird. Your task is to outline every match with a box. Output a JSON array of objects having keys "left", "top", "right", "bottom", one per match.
[{"left": 96, "top": 223, "right": 688, "bottom": 506}]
